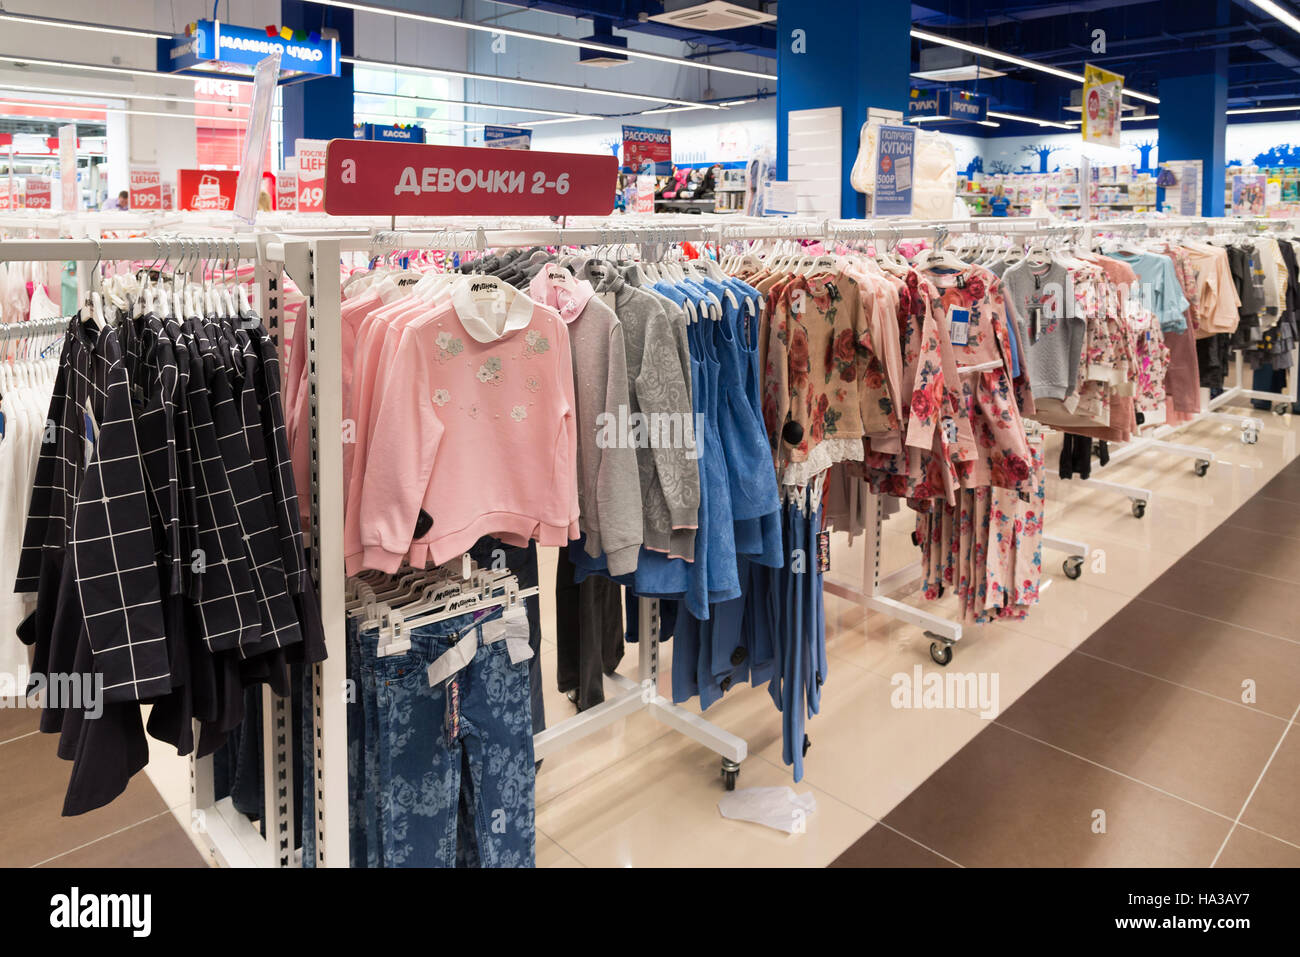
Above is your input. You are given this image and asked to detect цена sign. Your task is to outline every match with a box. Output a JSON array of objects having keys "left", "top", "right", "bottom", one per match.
[
  {"left": 129, "top": 166, "right": 163, "bottom": 209},
  {"left": 322, "top": 140, "right": 617, "bottom": 216}
]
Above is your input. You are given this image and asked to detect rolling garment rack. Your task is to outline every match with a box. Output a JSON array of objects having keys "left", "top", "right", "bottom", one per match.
[{"left": 0, "top": 233, "right": 297, "bottom": 869}]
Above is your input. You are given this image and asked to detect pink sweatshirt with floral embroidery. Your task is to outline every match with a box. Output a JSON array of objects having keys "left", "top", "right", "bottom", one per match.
[{"left": 358, "top": 281, "right": 580, "bottom": 572}]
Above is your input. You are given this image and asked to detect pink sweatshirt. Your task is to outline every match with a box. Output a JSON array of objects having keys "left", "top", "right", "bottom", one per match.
[{"left": 358, "top": 280, "right": 580, "bottom": 572}]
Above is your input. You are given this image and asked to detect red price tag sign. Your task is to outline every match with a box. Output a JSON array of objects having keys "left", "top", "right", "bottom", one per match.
[
  {"left": 129, "top": 166, "right": 163, "bottom": 209},
  {"left": 322, "top": 140, "right": 617, "bottom": 216},
  {"left": 25, "top": 176, "right": 51, "bottom": 209},
  {"left": 178, "top": 169, "right": 239, "bottom": 211},
  {"left": 296, "top": 139, "right": 328, "bottom": 214},
  {"left": 276, "top": 172, "right": 297, "bottom": 211}
]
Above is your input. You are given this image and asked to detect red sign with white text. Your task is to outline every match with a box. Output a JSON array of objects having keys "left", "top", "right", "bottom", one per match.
[
  {"left": 323, "top": 140, "right": 617, "bottom": 216},
  {"left": 25, "top": 175, "right": 51, "bottom": 209},
  {"left": 0, "top": 181, "right": 10, "bottom": 211},
  {"left": 129, "top": 166, "right": 163, "bottom": 210},
  {"left": 295, "top": 139, "right": 328, "bottom": 213},
  {"left": 178, "top": 169, "right": 239, "bottom": 211},
  {"left": 277, "top": 172, "right": 297, "bottom": 211},
  {"left": 162, "top": 182, "right": 174, "bottom": 210}
]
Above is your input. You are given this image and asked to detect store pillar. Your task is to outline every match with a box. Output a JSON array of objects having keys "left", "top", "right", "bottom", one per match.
[
  {"left": 776, "top": 0, "right": 912, "bottom": 218},
  {"left": 1156, "top": 1, "right": 1229, "bottom": 217},
  {"left": 280, "top": 1, "right": 355, "bottom": 147}
]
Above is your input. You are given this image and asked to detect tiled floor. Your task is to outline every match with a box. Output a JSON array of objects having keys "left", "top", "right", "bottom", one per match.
[{"left": 3, "top": 401, "right": 1296, "bottom": 868}]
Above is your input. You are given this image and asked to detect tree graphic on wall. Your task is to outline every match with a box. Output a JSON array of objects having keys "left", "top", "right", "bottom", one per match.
[
  {"left": 600, "top": 136, "right": 621, "bottom": 160},
  {"left": 1020, "top": 143, "right": 1066, "bottom": 173},
  {"left": 987, "top": 159, "right": 1014, "bottom": 175},
  {"left": 963, "top": 156, "right": 984, "bottom": 178},
  {"left": 1131, "top": 140, "right": 1156, "bottom": 173},
  {"left": 1248, "top": 144, "right": 1300, "bottom": 167}
]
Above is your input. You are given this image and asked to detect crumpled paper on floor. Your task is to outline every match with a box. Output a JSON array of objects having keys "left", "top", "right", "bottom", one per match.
[{"left": 718, "top": 786, "right": 817, "bottom": 833}]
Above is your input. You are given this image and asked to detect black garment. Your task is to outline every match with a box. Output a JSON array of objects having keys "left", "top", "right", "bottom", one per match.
[
  {"left": 1057, "top": 433, "right": 1093, "bottom": 480},
  {"left": 554, "top": 546, "right": 625, "bottom": 710}
]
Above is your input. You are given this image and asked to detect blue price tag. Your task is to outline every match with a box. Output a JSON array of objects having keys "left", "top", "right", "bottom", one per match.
[{"left": 948, "top": 305, "right": 971, "bottom": 346}]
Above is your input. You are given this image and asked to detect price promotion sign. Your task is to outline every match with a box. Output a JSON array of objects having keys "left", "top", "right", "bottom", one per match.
[
  {"left": 129, "top": 166, "right": 163, "bottom": 209},
  {"left": 321, "top": 140, "right": 617, "bottom": 216},
  {"left": 276, "top": 171, "right": 297, "bottom": 211},
  {"left": 295, "top": 138, "right": 328, "bottom": 213},
  {"left": 25, "top": 175, "right": 52, "bottom": 209}
]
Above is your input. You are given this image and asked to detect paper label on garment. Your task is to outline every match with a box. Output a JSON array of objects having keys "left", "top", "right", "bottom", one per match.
[
  {"left": 947, "top": 305, "right": 971, "bottom": 346},
  {"left": 816, "top": 530, "right": 830, "bottom": 573}
]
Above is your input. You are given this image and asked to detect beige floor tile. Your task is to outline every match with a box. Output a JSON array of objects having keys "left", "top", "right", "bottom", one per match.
[
  {"left": 1214, "top": 825, "right": 1300, "bottom": 867},
  {"left": 536, "top": 829, "right": 584, "bottom": 868},
  {"left": 1239, "top": 723, "right": 1300, "bottom": 847},
  {"left": 536, "top": 731, "right": 873, "bottom": 867},
  {"left": 748, "top": 663, "right": 992, "bottom": 820}
]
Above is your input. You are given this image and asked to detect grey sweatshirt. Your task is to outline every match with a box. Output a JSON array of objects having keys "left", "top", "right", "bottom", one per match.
[
  {"left": 563, "top": 294, "right": 644, "bottom": 576},
  {"left": 583, "top": 263, "right": 701, "bottom": 558},
  {"left": 1001, "top": 260, "right": 1086, "bottom": 402}
]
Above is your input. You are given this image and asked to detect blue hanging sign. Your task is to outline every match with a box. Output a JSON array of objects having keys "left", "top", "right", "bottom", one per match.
[
  {"left": 159, "top": 20, "right": 340, "bottom": 81},
  {"left": 359, "top": 123, "right": 426, "bottom": 143},
  {"left": 940, "top": 90, "right": 988, "bottom": 123},
  {"left": 484, "top": 126, "right": 533, "bottom": 150},
  {"left": 907, "top": 89, "right": 941, "bottom": 119}
]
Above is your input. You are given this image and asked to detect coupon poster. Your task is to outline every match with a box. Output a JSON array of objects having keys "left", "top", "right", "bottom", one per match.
[
  {"left": 873, "top": 124, "right": 915, "bottom": 216},
  {"left": 1082, "top": 63, "right": 1124, "bottom": 149}
]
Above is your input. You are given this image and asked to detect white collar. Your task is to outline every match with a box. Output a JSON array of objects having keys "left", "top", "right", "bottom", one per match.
[{"left": 451, "top": 276, "right": 536, "bottom": 343}]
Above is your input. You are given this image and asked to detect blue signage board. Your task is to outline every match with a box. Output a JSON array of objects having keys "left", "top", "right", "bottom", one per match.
[
  {"left": 160, "top": 20, "right": 340, "bottom": 81},
  {"left": 874, "top": 125, "right": 915, "bottom": 216},
  {"left": 940, "top": 90, "right": 988, "bottom": 123},
  {"left": 484, "top": 126, "right": 533, "bottom": 150},
  {"left": 907, "top": 89, "right": 940, "bottom": 119},
  {"left": 357, "top": 123, "right": 426, "bottom": 143}
]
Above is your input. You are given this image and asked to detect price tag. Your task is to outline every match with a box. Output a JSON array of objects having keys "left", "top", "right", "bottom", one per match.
[{"left": 948, "top": 305, "right": 971, "bottom": 346}]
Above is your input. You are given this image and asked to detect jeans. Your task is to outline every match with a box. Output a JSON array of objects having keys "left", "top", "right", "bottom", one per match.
[{"left": 374, "top": 607, "right": 535, "bottom": 867}]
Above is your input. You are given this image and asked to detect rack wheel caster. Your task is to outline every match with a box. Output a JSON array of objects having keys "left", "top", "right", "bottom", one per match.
[
  {"left": 721, "top": 758, "right": 740, "bottom": 791},
  {"left": 1063, "top": 556, "right": 1084, "bottom": 579},
  {"left": 565, "top": 689, "right": 579, "bottom": 704},
  {"left": 926, "top": 632, "right": 953, "bottom": 666},
  {"left": 1241, "top": 428, "right": 1259, "bottom": 445},
  {"left": 1194, "top": 459, "right": 1211, "bottom": 477},
  {"left": 1131, "top": 499, "right": 1147, "bottom": 519},
  {"left": 1273, "top": 403, "right": 1289, "bottom": 416}
]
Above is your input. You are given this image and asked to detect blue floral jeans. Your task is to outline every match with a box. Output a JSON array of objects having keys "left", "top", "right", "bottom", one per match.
[{"left": 373, "top": 608, "right": 535, "bottom": 868}]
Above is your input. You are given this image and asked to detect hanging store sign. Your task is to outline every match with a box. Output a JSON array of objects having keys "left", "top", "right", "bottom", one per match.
[
  {"left": 359, "top": 123, "right": 427, "bottom": 144},
  {"left": 1082, "top": 63, "right": 1124, "bottom": 149},
  {"left": 295, "top": 138, "right": 328, "bottom": 213},
  {"left": 159, "top": 19, "right": 339, "bottom": 81},
  {"left": 484, "top": 126, "right": 531, "bottom": 150},
  {"left": 178, "top": 168, "right": 239, "bottom": 210},
  {"left": 25, "top": 175, "right": 51, "bottom": 209},
  {"left": 873, "top": 124, "right": 915, "bottom": 216},
  {"left": 129, "top": 166, "right": 164, "bottom": 209},
  {"left": 276, "top": 171, "right": 298, "bottom": 210},
  {"left": 322, "top": 140, "right": 618, "bottom": 216},
  {"left": 907, "top": 90, "right": 987, "bottom": 123},
  {"left": 621, "top": 125, "right": 671, "bottom": 174}
]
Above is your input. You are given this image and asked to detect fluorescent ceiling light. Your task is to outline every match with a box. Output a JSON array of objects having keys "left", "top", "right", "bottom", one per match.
[
  {"left": 0, "top": 11, "right": 169, "bottom": 40},
  {"left": 0, "top": 54, "right": 197, "bottom": 84},
  {"left": 0, "top": 99, "right": 255, "bottom": 124},
  {"left": 987, "top": 110, "right": 1074, "bottom": 129},
  {"left": 0, "top": 83, "right": 248, "bottom": 110},
  {"left": 1228, "top": 103, "right": 1300, "bottom": 113},
  {"left": 977, "top": 120, "right": 1001, "bottom": 127},
  {"left": 352, "top": 110, "right": 520, "bottom": 131},
  {"left": 519, "top": 116, "right": 596, "bottom": 127},
  {"left": 344, "top": 56, "right": 719, "bottom": 109},
  {"left": 910, "top": 28, "right": 1160, "bottom": 104},
  {"left": 637, "top": 105, "right": 717, "bottom": 115},
  {"left": 354, "top": 88, "right": 593, "bottom": 120},
  {"left": 1245, "top": 0, "right": 1300, "bottom": 35},
  {"left": 314, "top": 0, "right": 776, "bottom": 81},
  {"left": 718, "top": 98, "right": 759, "bottom": 106}
]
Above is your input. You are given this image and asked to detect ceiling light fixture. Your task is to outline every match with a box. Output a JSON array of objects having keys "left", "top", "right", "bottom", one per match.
[
  {"left": 353, "top": 87, "right": 593, "bottom": 120},
  {"left": 987, "top": 110, "right": 1075, "bottom": 129},
  {"left": 0, "top": 83, "right": 250, "bottom": 110},
  {"left": 1227, "top": 103, "right": 1300, "bottom": 113},
  {"left": 0, "top": 11, "right": 170, "bottom": 40},
  {"left": 344, "top": 56, "right": 720, "bottom": 109},
  {"left": 315, "top": 0, "right": 776, "bottom": 81},
  {"left": 0, "top": 98, "right": 257, "bottom": 124},
  {"left": 910, "top": 28, "right": 1160, "bottom": 104},
  {"left": 1245, "top": 0, "right": 1300, "bottom": 35}
]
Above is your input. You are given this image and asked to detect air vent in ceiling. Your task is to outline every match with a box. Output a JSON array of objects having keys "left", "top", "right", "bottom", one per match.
[
  {"left": 910, "top": 47, "right": 1006, "bottom": 82},
  {"left": 648, "top": 1, "right": 776, "bottom": 32}
]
